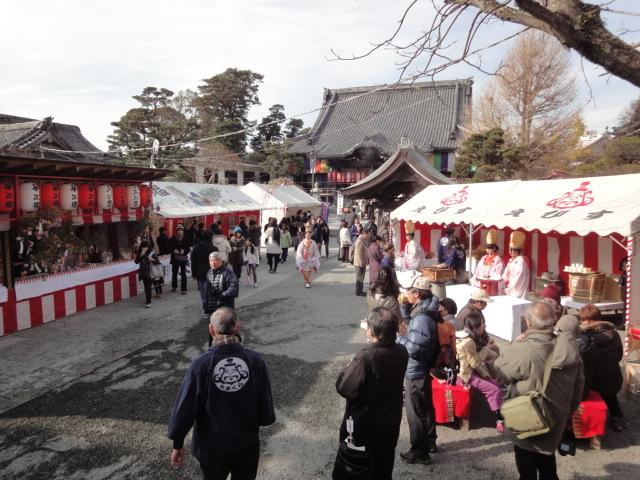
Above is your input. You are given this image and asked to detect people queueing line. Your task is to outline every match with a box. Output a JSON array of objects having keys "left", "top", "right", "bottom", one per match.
[{"left": 143, "top": 214, "right": 626, "bottom": 480}]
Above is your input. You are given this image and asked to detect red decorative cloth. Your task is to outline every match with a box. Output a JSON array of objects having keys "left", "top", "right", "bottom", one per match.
[
  {"left": 432, "top": 378, "right": 471, "bottom": 423},
  {"left": 572, "top": 391, "right": 608, "bottom": 439}
]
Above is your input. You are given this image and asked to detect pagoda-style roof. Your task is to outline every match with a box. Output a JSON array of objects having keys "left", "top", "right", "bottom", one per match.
[
  {"left": 0, "top": 113, "right": 168, "bottom": 181},
  {"left": 341, "top": 145, "right": 454, "bottom": 205},
  {"left": 289, "top": 79, "right": 472, "bottom": 159}
]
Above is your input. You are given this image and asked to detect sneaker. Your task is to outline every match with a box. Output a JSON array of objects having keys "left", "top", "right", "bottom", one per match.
[
  {"left": 253, "top": 284, "right": 258, "bottom": 289},
  {"left": 400, "top": 450, "right": 432, "bottom": 465},
  {"left": 305, "top": 283, "right": 311, "bottom": 288},
  {"left": 145, "top": 304, "right": 151, "bottom": 308},
  {"left": 181, "top": 291, "right": 187, "bottom": 295},
  {"left": 496, "top": 420, "right": 505, "bottom": 433},
  {"left": 428, "top": 443, "right": 438, "bottom": 454}
]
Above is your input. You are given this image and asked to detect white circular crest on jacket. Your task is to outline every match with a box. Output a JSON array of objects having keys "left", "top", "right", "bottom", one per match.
[{"left": 212, "top": 357, "right": 250, "bottom": 392}]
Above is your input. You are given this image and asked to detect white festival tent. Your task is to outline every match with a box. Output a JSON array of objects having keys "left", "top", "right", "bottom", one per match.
[
  {"left": 391, "top": 173, "right": 640, "bottom": 344},
  {"left": 151, "top": 182, "right": 264, "bottom": 218},
  {"left": 240, "top": 182, "right": 321, "bottom": 228}
]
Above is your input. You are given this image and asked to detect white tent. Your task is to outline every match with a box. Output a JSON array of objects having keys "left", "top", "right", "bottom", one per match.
[
  {"left": 151, "top": 182, "right": 264, "bottom": 218},
  {"left": 391, "top": 174, "right": 640, "bottom": 345},
  {"left": 240, "top": 182, "right": 321, "bottom": 227}
]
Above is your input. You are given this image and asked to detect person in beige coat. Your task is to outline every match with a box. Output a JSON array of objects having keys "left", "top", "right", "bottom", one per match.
[
  {"left": 353, "top": 229, "right": 370, "bottom": 296},
  {"left": 496, "top": 303, "right": 584, "bottom": 480}
]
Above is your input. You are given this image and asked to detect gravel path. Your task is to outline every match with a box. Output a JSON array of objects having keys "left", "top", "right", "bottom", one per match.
[{"left": 1, "top": 248, "right": 638, "bottom": 479}]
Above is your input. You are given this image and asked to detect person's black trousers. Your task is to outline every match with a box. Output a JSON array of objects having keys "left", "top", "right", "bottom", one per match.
[
  {"left": 602, "top": 393, "right": 624, "bottom": 417},
  {"left": 200, "top": 445, "right": 259, "bottom": 480},
  {"left": 340, "top": 246, "right": 350, "bottom": 262},
  {"left": 404, "top": 376, "right": 437, "bottom": 453},
  {"left": 142, "top": 278, "right": 152, "bottom": 305},
  {"left": 232, "top": 263, "right": 242, "bottom": 280},
  {"left": 171, "top": 263, "right": 187, "bottom": 291},
  {"left": 370, "top": 449, "right": 395, "bottom": 480},
  {"left": 355, "top": 266, "right": 366, "bottom": 295},
  {"left": 267, "top": 253, "right": 280, "bottom": 272},
  {"left": 281, "top": 247, "right": 288, "bottom": 262},
  {"left": 514, "top": 445, "right": 558, "bottom": 480}
]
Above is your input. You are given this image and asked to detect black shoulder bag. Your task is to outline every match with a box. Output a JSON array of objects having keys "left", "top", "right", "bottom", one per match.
[{"left": 332, "top": 416, "right": 371, "bottom": 480}]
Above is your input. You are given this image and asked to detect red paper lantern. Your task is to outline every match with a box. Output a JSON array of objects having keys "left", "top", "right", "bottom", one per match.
[
  {"left": 78, "top": 184, "right": 96, "bottom": 210},
  {"left": 139, "top": 185, "right": 152, "bottom": 208},
  {"left": 113, "top": 185, "right": 128, "bottom": 210},
  {"left": 0, "top": 180, "right": 15, "bottom": 213},
  {"left": 40, "top": 183, "right": 60, "bottom": 209}
]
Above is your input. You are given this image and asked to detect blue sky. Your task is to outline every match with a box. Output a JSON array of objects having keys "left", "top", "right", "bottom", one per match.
[{"left": 1, "top": 0, "right": 638, "bottom": 149}]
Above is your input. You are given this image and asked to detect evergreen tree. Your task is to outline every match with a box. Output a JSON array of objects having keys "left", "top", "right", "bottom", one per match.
[
  {"left": 194, "top": 68, "right": 264, "bottom": 153},
  {"left": 108, "top": 87, "right": 198, "bottom": 168},
  {"left": 453, "top": 128, "right": 521, "bottom": 181}
]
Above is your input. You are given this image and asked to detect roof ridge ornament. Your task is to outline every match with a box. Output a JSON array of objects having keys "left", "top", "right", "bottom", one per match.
[{"left": 399, "top": 136, "right": 412, "bottom": 148}]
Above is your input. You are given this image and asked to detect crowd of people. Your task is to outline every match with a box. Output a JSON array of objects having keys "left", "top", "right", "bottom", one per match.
[{"left": 156, "top": 211, "right": 628, "bottom": 480}]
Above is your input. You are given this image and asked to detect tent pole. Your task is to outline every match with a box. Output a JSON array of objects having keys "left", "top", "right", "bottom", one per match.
[
  {"left": 625, "top": 235, "right": 633, "bottom": 356},
  {"left": 609, "top": 235, "right": 626, "bottom": 250},
  {"left": 468, "top": 222, "right": 473, "bottom": 285}
]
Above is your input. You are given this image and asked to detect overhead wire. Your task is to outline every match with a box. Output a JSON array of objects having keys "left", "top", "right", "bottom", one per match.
[{"left": 38, "top": 77, "right": 455, "bottom": 158}]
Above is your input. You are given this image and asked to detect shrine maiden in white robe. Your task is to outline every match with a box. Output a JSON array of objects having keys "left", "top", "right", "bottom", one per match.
[
  {"left": 471, "top": 254, "right": 504, "bottom": 287},
  {"left": 401, "top": 239, "right": 425, "bottom": 270},
  {"left": 502, "top": 256, "right": 530, "bottom": 298}
]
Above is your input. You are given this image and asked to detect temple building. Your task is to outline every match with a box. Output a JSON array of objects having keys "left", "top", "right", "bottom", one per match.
[{"left": 288, "top": 79, "right": 472, "bottom": 200}]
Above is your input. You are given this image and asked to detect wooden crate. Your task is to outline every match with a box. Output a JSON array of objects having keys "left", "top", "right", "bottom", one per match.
[
  {"left": 569, "top": 273, "right": 605, "bottom": 303},
  {"left": 421, "top": 267, "right": 455, "bottom": 283}
]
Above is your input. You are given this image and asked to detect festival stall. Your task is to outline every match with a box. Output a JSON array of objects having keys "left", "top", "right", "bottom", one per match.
[
  {"left": 240, "top": 182, "right": 321, "bottom": 228},
  {"left": 151, "top": 181, "right": 263, "bottom": 236},
  {"left": 0, "top": 172, "right": 164, "bottom": 337},
  {"left": 391, "top": 174, "right": 640, "bottom": 343}
]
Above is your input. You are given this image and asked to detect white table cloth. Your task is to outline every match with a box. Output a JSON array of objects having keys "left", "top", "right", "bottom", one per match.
[
  {"left": 446, "top": 284, "right": 531, "bottom": 342},
  {"left": 560, "top": 296, "right": 624, "bottom": 312}
]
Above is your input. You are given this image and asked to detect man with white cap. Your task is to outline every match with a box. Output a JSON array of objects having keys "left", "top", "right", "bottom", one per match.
[
  {"left": 502, "top": 231, "right": 530, "bottom": 299},
  {"left": 455, "top": 288, "right": 493, "bottom": 331}
]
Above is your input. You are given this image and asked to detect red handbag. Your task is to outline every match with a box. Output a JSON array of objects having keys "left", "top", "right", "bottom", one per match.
[{"left": 432, "top": 377, "right": 471, "bottom": 424}]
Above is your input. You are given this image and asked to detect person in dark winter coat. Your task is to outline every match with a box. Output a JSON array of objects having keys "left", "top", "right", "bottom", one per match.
[
  {"left": 578, "top": 304, "right": 625, "bottom": 431},
  {"left": 396, "top": 276, "right": 441, "bottom": 466},
  {"left": 168, "top": 307, "right": 275, "bottom": 478},
  {"left": 191, "top": 231, "right": 217, "bottom": 317},
  {"left": 135, "top": 240, "right": 157, "bottom": 308},
  {"left": 168, "top": 225, "right": 191, "bottom": 294},
  {"left": 335, "top": 307, "right": 408, "bottom": 480},
  {"left": 247, "top": 220, "right": 262, "bottom": 260},
  {"left": 156, "top": 227, "right": 171, "bottom": 255},
  {"left": 204, "top": 252, "right": 239, "bottom": 346},
  {"left": 317, "top": 218, "right": 331, "bottom": 258},
  {"left": 228, "top": 227, "right": 246, "bottom": 280}
]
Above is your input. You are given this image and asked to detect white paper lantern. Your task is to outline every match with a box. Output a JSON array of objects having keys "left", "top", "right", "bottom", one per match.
[
  {"left": 97, "top": 185, "right": 113, "bottom": 210},
  {"left": 60, "top": 183, "right": 79, "bottom": 210},
  {"left": 20, "top": 182, "right": 40, "bottom": 212},
  {"left": 127, "top": 185, "right": 141, "bottom": 209}
]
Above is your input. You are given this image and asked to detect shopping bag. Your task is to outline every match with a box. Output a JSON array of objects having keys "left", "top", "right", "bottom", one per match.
[
  {"left": 432, "top": 377, "right": 471, "bottom": 423},
  {"left": 150, "top": 263, "right": 164, "bottom": 280}
]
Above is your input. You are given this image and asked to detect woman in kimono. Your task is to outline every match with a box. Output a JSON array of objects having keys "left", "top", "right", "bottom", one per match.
[
  {"left": 295, "top": 229, "right": 321, "bottom": 288},
  {"left": 471, "top": 229, "right": 504, "bottom": 288},
  {"left": 502, "top": 231, "right": 530, "bottom": 298}
]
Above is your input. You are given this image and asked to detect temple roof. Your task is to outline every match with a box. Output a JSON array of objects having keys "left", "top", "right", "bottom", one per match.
[
  {"left": 341, "top": 145, "right": 453, "bottom": 200},
  {"left": 0, "top": 113, "right": 114, "bottom": 164},
  {"left": 289, "top": 79, "right": 472, "bottom": 159}
]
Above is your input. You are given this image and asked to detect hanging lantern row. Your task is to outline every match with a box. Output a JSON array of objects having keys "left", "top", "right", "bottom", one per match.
[
  {"left": 5, "top": 180, "right": 153, "bottom": 213},
  {"left": 327, "top": 170, "right": 367, "bottom": 183}
]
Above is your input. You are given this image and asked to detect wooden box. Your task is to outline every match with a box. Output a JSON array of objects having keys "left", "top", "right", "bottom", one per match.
[
  {"left": 421, "top": 267, "right": 455, "bottom": 283},
  {"left": 569, "top": 273, "right": 605, "bottom": 303},
  {"left": 479, "top": 279, "right": 500, "bottom": 296}
]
